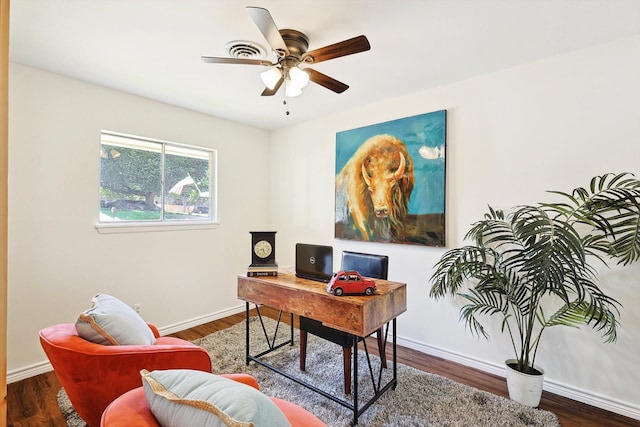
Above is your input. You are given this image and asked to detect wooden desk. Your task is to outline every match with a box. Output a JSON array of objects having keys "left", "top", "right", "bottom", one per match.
[{"left": 237, "top": 268, "right": 407, "bottom": 424}]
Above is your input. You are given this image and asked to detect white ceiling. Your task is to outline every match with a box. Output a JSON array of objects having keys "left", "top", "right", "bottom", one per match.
[{"left": 9, "top": 0, "right": 640, "bottom": 130}]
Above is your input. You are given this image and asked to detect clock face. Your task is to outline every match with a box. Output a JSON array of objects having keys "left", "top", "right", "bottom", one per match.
[{"left": 254, "top": 240, "right": 273, "bottom": 258}]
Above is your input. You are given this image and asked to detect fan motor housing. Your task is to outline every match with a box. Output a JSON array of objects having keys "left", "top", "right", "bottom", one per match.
[{"left": 279, "top": 29, "right": 309, "bottom": 58}]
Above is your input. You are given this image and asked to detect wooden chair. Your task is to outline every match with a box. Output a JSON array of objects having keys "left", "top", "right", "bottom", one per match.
[{"left": 299, "top": 250, "right": 389, "bottom": 394}]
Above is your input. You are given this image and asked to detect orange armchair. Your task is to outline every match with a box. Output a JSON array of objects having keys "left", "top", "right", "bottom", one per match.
[
  {"left": 39, "top": 323, "right": 212, "bottom": 427},
  {"left": 100, "top": 375, "right": 327, "bottom": 427}
]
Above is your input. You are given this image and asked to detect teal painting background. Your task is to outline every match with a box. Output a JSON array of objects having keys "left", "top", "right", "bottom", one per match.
[{"left": 336, "top": 110, "right": 446, "bottom": 215}]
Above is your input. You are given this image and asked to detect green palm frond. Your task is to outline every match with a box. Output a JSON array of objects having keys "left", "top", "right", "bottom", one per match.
[
  {"left": 504, "top": 275, "right": 531, "bottom": 317},
  {"left": 466, "top": 210, "right": 515, "bottom": 249},
  {"left": 604, "top": 211, "right": 640, "bottom": 264},
  {"left": 542, "top": 300, "right": 619, "bottom": 343},
  {"left": 429, "top": 245, "right": 497, "bottom": 299},
  {"left": 546, "top": 172, "right": 640, "bottom": 266},
  {"left": 543, "top": 302, "right": 592, "bottom": 329},
  {"left": 459, "top": 288, "right": 510, "bottom": 339}
]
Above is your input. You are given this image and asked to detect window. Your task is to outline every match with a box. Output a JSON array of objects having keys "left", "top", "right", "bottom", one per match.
[{"left": 99, "top": 131, "right": 216, "bottom": 227}]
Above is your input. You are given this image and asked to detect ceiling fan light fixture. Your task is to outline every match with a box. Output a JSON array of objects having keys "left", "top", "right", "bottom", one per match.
[
  {"left": 288, "top": 66, "right": 309, "bottom": 89},
  {"left": 260, "top": 67, "right": 282, "bottom": 90},
  {"left": 201, "top": 7, "right": 370, "bottom": 99}
]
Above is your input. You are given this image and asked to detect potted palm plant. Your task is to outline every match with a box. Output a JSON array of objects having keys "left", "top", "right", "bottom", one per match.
[{"left": 429, "top": 173, "right": 640, "bottom": 407}]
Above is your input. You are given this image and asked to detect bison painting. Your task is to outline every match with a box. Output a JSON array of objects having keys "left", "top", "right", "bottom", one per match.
[
  {"left": 336, "top": 134, "right": 415, "bottom": 241},
  {"left": 335, "top": 110, "right": 447, "bottom": 246}
]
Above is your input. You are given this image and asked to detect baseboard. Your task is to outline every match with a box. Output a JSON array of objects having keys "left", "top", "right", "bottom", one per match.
[
  {"left": 395, "top": 336, "right": 640, "bottom": 421},
  {"left": 7, "top": 304, "right": 246, "bottom": 384},
  {"left": 156, "top": 304, "right": 245, "bottom": 335},
  {"left": 7, "top": 360, "right": 53, "bottom": 384}
]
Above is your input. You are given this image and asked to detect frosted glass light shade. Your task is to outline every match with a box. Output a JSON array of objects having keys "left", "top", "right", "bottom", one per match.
[
  {"left": 289, "top": 66, "right": 310, "bottom": 89},
  {"left": 260, "top": 67, "right": 282, "bottom": 90},
  {"left": 285, "top": 79, "right": 302, "bottom": 97}
]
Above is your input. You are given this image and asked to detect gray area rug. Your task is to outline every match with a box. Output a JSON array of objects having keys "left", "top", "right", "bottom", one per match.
[{"left": 58, "top": 317, "right": 560, "bottom": 426}]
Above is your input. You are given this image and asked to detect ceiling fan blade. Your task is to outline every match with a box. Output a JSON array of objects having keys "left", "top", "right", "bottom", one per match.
[
  {"left": 302, "top": 35, "right": 370, "bottom": 64},
  {"left": 246, "top": 6, "right": 289, "bottom": 57},
  {"left": 307, "top": 68, "right": 349, "bottom": 93},
  {"left": 201, "top": 56, "right": 273, "bottom": 66},
  {"left": 261, "top": 76, "right": 284, "bottom": 96}
]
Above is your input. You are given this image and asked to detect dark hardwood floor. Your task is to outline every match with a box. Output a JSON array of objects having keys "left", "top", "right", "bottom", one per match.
[{"left": 8, "top": 309, "right": 640, "bottom": 427}]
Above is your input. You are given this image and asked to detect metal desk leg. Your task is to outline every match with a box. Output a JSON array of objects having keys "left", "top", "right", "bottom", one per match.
[
  {"left": 393, "top": 318, "right": 397, "bottom": 389},
  {"left": 245, "top": 303, "right": 294, "bottom": 365},
  {"left": 353, "top": 334, "right": 359, "bottom": 425},
  {"left": 245, "top": 302, "right": 250, "bottom": 365}
]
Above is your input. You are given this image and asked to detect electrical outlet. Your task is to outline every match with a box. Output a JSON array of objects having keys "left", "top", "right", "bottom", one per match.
[{"left": 133, "top": 303, "right": 142, "bottom": 315}]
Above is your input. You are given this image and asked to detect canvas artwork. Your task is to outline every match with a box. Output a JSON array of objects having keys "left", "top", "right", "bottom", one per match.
[{"left": 335, "top": 110, "right": 446, "bottom": 246}]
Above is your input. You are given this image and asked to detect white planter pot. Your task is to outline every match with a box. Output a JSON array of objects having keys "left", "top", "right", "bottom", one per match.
[{"left": 505, "top": 359, "right": 544, "bottom": 407}]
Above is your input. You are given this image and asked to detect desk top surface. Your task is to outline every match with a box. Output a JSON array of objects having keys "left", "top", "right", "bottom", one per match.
[{"left": 237, "top": 267, "right": 407, "bottom": 336}]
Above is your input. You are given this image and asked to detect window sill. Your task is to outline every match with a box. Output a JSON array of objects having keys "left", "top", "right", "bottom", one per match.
[{"left": 95, "top": 221, "right": 219, "bottom": 234}]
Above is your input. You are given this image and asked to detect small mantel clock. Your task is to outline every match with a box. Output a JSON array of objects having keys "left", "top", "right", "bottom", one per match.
[{"left": 249, "top": 231, "right": 277, "bottom": 267}]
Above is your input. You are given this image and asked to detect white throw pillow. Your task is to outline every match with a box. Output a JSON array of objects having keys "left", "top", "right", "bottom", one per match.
[
  {"left": 75, "top": 293, "right": 156, "bottom": 345},
  {"left": 141, "top": 369, "right": 291, "bottom": 427}
]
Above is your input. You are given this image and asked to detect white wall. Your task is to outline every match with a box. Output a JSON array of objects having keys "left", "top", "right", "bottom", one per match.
[
  {"left": 269, "top": 36, "right": 640, "bottom": 418},
  {"left": 7, "top": 63, "right": 270, "bottom": 376}
]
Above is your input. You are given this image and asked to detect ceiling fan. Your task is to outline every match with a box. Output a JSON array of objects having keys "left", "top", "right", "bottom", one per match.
[{"left": 201, "top": 6, "right": 371, "bottom": 97}]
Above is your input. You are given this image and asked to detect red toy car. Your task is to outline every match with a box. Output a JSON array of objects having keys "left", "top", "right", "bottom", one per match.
[{"left": 326, "top": 270, "right": 377, "bottom": 296}]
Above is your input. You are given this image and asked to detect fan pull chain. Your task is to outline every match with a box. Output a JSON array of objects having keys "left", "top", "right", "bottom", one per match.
[{"left": 283, "top": 95, "right": 291, "bottom": 116}]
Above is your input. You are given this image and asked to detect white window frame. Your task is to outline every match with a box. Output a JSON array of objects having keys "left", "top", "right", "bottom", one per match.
[{"left": 96, "top": 131, "right": 218, "bottom": 234}]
